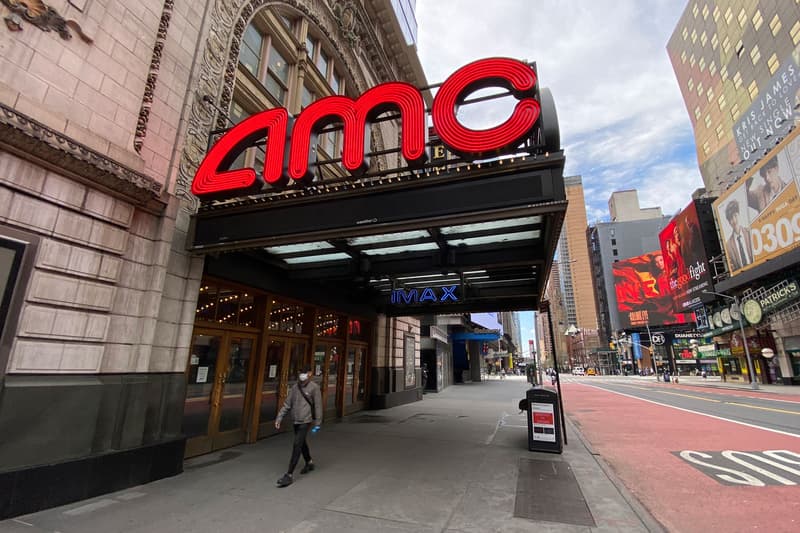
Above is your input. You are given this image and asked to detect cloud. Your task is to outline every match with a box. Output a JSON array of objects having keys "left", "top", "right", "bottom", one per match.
[{"left": 416, "top": 0, "right": 703, "bottom": 220}]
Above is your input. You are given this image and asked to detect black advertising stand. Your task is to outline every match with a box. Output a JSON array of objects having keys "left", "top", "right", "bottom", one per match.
[{"left": 525, "top": 387, "right": 563, "bottom": 453}]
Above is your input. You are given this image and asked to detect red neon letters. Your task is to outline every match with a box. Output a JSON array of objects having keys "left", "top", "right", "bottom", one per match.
[{"left": 192, "top": 57, "right": 540, "bottom": 198}]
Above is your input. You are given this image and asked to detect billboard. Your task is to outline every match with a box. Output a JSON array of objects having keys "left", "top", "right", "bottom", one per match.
[
  {"left": 714, "top": 129, "right": 800, "bottom": 277},
  {"left": 658, "top": 200, "right": 716, "bottom": 312},
  {"left": 613, "top": 251, "right": 693, "bottom": 328}
]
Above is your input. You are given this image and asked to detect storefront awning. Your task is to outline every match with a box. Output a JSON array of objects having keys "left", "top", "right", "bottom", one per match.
[{"left": 190, "top": 153, "right": 566, "bottom": 315}]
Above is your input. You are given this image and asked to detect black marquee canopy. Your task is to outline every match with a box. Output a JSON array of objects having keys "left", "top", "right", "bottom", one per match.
[{"left": 189, "top": 150, "right": 566, "bottom": 316}]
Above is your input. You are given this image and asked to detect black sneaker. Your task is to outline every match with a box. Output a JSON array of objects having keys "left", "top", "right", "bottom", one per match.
[
  {"left": 300, "top": 462, "right": 315, "bottom": 474},
  {"left": 276, "top": 473, "right": 293, "bottom": 487}
]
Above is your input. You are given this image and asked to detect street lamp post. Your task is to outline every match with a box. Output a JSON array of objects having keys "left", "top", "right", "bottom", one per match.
[{"left": 703, "top": 290, "right": 759, "bottom": 390}]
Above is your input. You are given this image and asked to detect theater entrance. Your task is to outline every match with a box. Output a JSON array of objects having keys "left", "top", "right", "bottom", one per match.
[{"left": 183, "top": 329, "right": 258, "bottom": 457}]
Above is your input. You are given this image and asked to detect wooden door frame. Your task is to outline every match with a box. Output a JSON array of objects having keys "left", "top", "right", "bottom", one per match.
[{"left": 184, "top": 329, "right": 259, "bottom": 457}]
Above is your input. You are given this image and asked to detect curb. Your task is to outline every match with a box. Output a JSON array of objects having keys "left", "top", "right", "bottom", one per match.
[{"left": 564, "top": 416, "right": 668, "bottom": 533}]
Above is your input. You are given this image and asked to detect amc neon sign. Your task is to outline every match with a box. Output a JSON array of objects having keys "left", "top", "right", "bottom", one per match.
[
  {"left": 192, "top": 57, "right": 541, "bottom": 198},
  {"left": 391, "top": 286, "right": 458, "bottom": 305}
]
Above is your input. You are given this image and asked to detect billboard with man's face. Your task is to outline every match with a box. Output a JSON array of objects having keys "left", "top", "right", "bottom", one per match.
[
  {"left": 714, "top": 129, "right": 800, "bottom": 277},
  {"left": 613, "top": 251, "right": 693, "bottom": 328},
  {"left": 658, "top": 200, "right": 715, "bottom": 312}
]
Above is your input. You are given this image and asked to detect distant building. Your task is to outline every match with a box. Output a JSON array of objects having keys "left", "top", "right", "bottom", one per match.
[
  {"left": 667, "top": 1, "right": 800, "bottom": 196},
  {"left": 608, "top": 190, "right": 664, "bottom": 222}
]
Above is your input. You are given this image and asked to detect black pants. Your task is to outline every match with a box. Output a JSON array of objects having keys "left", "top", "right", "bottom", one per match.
[{"left": 288, "top": 423, "right": 312, "bottom": 474}]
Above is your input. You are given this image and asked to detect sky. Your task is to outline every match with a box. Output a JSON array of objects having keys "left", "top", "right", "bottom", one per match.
[{"left": 413, "top": 1, "right": 705, "bottom": 355}]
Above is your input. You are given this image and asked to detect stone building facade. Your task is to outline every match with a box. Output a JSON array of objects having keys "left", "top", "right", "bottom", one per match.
[{"left": 0, "top": 0, "right": 425, "bottom": 518}]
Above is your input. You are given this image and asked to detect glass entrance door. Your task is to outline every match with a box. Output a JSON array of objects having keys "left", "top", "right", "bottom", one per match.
[
  {"left": 184, "top": 330, "right": 257, "bottom": 457},
  {"left": 258, "top": 338, "right": 307, "bottom": 437},
  {"left": 316, "top": 343, "right": 343, "bottom": 418}
]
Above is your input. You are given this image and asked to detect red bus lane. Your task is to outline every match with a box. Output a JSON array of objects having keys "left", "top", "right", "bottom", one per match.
[{"left": 562, "top": 383, "right": 800, "bottom": 533}]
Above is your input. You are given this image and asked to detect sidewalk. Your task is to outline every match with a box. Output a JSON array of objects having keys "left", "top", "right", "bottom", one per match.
[
  {"left": 629, "top": 374, "right": 800, "bottom": 396},
  {"left": 0, "top": 379, "right": 662, "bottom": 533}
]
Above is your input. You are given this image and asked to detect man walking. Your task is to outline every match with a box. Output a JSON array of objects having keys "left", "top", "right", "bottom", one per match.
[{"left": 275, "top": 367, "right": 322, "bottom": 488}]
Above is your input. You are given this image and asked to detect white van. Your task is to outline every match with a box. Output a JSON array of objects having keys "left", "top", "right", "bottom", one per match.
[{"left": 572, "top": 367, "right": 585, "bottom": 376}]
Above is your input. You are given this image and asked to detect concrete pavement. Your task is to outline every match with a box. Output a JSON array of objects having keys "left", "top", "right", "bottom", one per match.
[{"left": 0, "top": 377, "right": 661, "bottom": 533}]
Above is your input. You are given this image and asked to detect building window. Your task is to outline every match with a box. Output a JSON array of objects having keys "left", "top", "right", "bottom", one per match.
[
  {"left": 709, "top": 61, "right": 717, "bottom": 76},
  {"left": 687, "top": 78, "right": 695, "bottom": 91},
  {"left": 692, "top": 3, "right": 699, "bottom": 18},
  {"left": 733, "top": 71, "right": 743, "bottom": 89},
  {"left": 704, "top": 114, "right": 712, "bottom": 129},
  {"left": 711, "top": 33, "right": 718, "bottom": 49},
  {"left": 697, "top": 82, "right": 703, "bottom": 97},
  {"left": 752, "top": 10, "right": 763, "bottom": 31},
  {"left": 702, "top": 141, "right": 710, "bottom": 155},
  {"left": 717, "top": 93, "right": 726, "bottom": 110},
  {"left": 265, "top": 46, "right": 290, "bottom": 104},
  {"left": 768, "top": 53, "right": 780, "bottom": 75},
  {"left": 716, "top": 124, "right": 725, "bottom": 140},
  {"left": 750, "top": 44, "right": 761, "bottom": 65},
  {"left": 612, "top": 249, "right": 618, "bottom": 256},
  {"left": 301, "top": 84, "right": 316, "bottom": 109},
  {"left": 682, "top": 27, "right": 689, "bottom": 40},
  {"left": 731, "top": 102, "right": 740, "bottom": 121},
  {"left": 702, "top": 4, "right": 709, "bottom": 19},
  {"left": 699, "top": 57, "right": 706, "bottom": 71},
  {"left": 792, "top": 21, "right": 800, "bottom": 45},
  {"left": 706, "top": 87, "right": 714, "bottom": 102},
  {"left": 724, "top": 7, "right": 733, "bottom": 25},
  {"left": 747, "top": 80, "right": 759, "bottom": 101},
  {"left": 735, "top": 40, "right": 744, "bottom": 58},
  {"left": 713, "top": 5, "right": 720, "bottom": 21},
  {"left": 722, "top": 36, "right": 731, "bottom": 54},
  {"left": 611, "top": 238, "right": 617, "bottom": 245},
  {"left": 737, "top": 8, "right": 747, "bottom": 28},
  {"left": 700, "top": 31, "right": 707, "bottom": 46},
  {"left": 770, "top": 14, "right": 781, "bottom": 36},
  {"left": 691, "top": 29, "right": 698, "bottom": 43},
  {"left": 694, "top": 106, "right": 701, "bottom": 119},
  {"left": 690, "top": 54, "right": 696, "bottom": 67},
  {"left": 720, "top": 65, "right": 728, "bottom": 81},
  {"left": 240, "top": 24, "right": 264, "bottom": 77}
]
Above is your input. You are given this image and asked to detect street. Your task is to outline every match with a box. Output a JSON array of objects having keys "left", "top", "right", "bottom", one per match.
[{"left": 562, "top": 375, "right": 800, "bottom": 533}]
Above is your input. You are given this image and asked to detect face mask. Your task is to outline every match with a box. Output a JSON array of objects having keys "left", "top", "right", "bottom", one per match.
[{"left": 299, "top": 373, "right": 309, "bottom": 382}]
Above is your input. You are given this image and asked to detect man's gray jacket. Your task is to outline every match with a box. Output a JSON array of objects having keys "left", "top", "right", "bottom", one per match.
[{"left": 277, "top": 380, "right": 323, "bottom": 425}]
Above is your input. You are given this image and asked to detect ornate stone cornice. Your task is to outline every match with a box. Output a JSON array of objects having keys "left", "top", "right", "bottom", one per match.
[
  {"left": 0, "top": 101, "right": 164, "bottom": 207},
  {"left": 1, "top": 0, "right": 93, "bottom": 43}
]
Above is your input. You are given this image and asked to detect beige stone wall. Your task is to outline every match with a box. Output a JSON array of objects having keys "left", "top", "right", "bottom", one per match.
[
  {"left": 375, "top": 315, "right": 420, "bottom": 378},
  {"left": 0, "top": 0, "right": 204, "bottom": 187},
  {"left": 0, "top": 151, "right": 203, "bottom": 374},
  {"left": 564, "top": 180, "right": 599, "bottom": 331}
]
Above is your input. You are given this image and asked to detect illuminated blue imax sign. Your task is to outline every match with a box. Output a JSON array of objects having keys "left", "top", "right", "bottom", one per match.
[{"left": 391, "top": 286, "right": 458, "bottom": 304}]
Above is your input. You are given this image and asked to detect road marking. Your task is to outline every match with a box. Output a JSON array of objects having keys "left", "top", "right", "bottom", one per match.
[
  {"left": 676, "top": 450, "right": 800, "bottom": 486},
  {"left": 579, "top": 383, "right": 800, "bottom": 438},
  {"left": 658, "top": 391, "right": 721, "bottom": 403},
  {"left": 726, "top": 402, "right": 800, "bottom": 415},
  {"left": 116, "top": 491, "right": 147, "bottom": 501},
  {"left": 62, "top": 498, "right": 118, "bottom": 516},
  {"left": 11, "top": 518, "right": 34, "bottom": 526}
]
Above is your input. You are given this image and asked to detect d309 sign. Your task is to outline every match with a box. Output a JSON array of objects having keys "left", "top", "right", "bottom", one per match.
[{"left": 192, "top": 57, "right": 541, "bottom": 198}]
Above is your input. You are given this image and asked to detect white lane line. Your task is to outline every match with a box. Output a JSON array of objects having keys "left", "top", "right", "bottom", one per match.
[
  {"left": 116, "top": 491, "right": 147, "bottom": 501},
  {"left": 62, "top": 498, "right": 118, "bottom": 516},
  {"left": 11, "top": 518, "right": 34, "bottom": 526},
  {"left": 579, "top": 383, "right": 800, "bottom": 439}
]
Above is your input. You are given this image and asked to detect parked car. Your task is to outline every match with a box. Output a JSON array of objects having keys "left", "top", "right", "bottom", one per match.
[
  {"left": 572, "top": 367, "right": 585, "bottom": 376},
  {"left": 586, "top": 368, "right": 597, "bottom": 376}
]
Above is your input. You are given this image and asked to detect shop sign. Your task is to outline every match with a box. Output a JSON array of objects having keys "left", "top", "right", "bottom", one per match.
[
  {"left": 391, "top": 286, "right": 458, "bottom": 305},
  {"left": 754, "top": 279, "right": 800, "bottom": 314},
  {"left": 192, "top": 57, "right": 542, "bottom": 198},
  {"left": 741, "top": 298, "right": 763, "bottom": 325},
  {"left": 673, "top": 331, "right": 706, "bottom": 339},
  {"left": 716, "top": 348, "right": 732, "bottom": 358}
]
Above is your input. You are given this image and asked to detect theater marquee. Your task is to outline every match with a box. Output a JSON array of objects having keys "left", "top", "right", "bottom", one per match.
[{"left": 192, "top": 57, "right": 543, "bottom": 198}]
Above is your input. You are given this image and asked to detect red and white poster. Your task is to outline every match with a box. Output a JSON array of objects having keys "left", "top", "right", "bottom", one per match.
[{"left": 531, "top": 402, "right": 556, "bottom": 442}]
